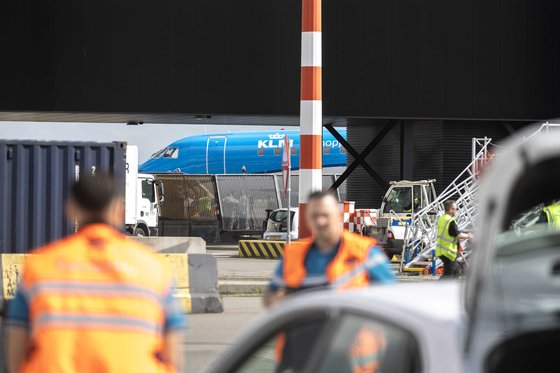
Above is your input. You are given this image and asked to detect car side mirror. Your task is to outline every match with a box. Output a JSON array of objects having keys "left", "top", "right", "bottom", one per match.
[{"left": 156, "top": 180, "right": 165, "bottom": 204}]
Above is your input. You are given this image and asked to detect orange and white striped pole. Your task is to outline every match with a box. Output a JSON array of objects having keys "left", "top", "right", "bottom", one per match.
[{"left": 299, "top": 0, "right": 322, "bottom": 238}]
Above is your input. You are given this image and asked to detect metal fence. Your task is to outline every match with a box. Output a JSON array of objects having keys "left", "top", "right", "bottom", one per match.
[
  {"left": 155, "top": 173, "right": 347, "bottom": 233},
  {"left": 275, "top": 175, "right": 346, "bottom": 208},
  {"left": 216, "top": 175, "right": 280, "bottom": 232},
  {"left": 156, "top": 174, "right": 219, "bottom": 222}
]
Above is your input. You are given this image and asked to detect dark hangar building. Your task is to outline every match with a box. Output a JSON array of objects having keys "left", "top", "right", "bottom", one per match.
[{"left": 1, "top": 0, "right": 559, "bottom": 206}]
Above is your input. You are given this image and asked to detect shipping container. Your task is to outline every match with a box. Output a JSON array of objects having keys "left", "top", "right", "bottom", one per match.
[{"left": 0, "top": 140, "right": 127, "bottom": 253}]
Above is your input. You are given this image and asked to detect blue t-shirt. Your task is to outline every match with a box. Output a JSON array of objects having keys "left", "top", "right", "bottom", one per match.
[
  {"left": 6, "top": 282, "right": 187, "bottom": 332},
  {"left": 269, "top": 241, "right": 396, "bottom": 291}
]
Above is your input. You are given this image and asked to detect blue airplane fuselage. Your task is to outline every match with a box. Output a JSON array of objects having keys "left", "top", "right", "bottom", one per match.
[{"left": 139, "top": 128, "right": 347, "bottom": 174}]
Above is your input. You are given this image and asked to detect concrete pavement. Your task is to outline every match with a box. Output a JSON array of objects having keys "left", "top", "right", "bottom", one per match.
[
  {"left": 212, "top": 249, "right": 439, "bottom": 295},
  {"left": 184, "top": 296, "right": 263, "bottom": 373},
  {"left": 213, "top": 250, "right": 278, "bottom": 295}
]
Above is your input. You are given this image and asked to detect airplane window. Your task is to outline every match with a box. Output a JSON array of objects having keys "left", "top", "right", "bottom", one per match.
[
  {"left": 274, "top": 148, "right": 281, "bottom": 156},
  {"left": 162, "top": 147, "right": 179, "bottom": 159},
  {"left": 258, "top": 149, "right": 265, "bottom": 156},
  {"left": 324, "top": 147, "right": 331, "bottom": 154},
  {"left": 291, "top": 148, "right": 298, "bottom": 155},
  {"left": 151, "top": 148, "right": 166, "bottom": 158}
]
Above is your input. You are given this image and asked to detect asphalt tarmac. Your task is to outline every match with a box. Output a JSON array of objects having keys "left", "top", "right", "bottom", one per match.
[{"left": 184, "top": 296, "right": 264, "bottom": 373}]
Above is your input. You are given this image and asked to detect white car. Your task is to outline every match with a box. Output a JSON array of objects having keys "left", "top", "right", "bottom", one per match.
[
  {"left": 464, "top": 124, "right": 560, "bottom": 372},
  {"left": 263, "top": 208, "right": 299, "bottom": 241},
  {"left": 204, "top": 282, "right": 462, "bottom": 373}
]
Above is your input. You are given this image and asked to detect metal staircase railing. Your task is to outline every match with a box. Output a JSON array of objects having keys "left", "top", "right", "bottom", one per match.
[
  {"left": 399, "top": 139, "right": 491, "bottom": 272},
  {"left": 400, "top": 121, "right": 560, "bottom": 273}
]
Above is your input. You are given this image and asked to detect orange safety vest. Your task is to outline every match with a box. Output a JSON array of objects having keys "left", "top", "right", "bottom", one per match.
[
  {"left": 348, "top": 326, "right": 387, "bottom": 373},
  {"left": 283, "top": 230, "right": 377, "bottom": 290},
  {"left": 20, "top": 224, "right": 177, "bottom": 373},
  {"left": 278, "top": 231, "right": 384, "bottom": 373}
]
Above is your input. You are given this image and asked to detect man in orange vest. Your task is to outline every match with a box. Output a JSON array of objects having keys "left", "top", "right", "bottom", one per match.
[
  {"left": 4, "top": 173, "right": 186, "bottom": 373},
  {"left": 263, "top": 190, "right": 395, "bottom": 372}
]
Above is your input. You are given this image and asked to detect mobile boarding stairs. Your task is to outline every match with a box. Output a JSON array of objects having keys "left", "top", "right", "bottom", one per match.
[{"left": 400, "top": 122, "right": 560, "bottom": 274}]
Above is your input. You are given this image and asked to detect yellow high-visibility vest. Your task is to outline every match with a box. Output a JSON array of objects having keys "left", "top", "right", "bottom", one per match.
[
  {"left": 543, "top": 204, "right": 560, "bottom": 229},
  {"left": 435, "top": 214, "right": 458, "bottom": 261}
]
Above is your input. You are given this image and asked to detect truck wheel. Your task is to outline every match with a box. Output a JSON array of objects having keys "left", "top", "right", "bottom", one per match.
[{"left": 133, "top": 227, "right": 148, "bottom": 237}]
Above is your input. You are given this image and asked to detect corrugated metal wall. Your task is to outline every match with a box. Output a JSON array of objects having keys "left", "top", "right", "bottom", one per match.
[
  {"left": 412, "top": 121, "right": 444, "bottom": 189},
  {"left": 347, "top": 121, "right": 529, "bottom": 208},
  {"left": 347, "top": 120, "right": 401, "bottom": 208},
  {"left": 0, "top": 141, "right": 126, "bottom": 253},
  {"left": 439, "top": 121, "right": 525, "bottom": 194}
]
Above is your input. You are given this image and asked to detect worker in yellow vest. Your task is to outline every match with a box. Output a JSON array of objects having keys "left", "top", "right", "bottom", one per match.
[
  {"left": 5, "top": 174, "right": 186, "bottom": 373},
  {"left": 264, "top": 190, "right": 396, "bottom": 373},
  {"left": 435, "top": 200, "right": 473, "bottom": 278},
  {"left": 542, "top": 203, "right": 560, "bottom": 229}
]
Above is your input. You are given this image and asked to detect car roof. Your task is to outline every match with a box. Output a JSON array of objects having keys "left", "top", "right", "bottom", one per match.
[
  {"left": 279, "top": 281, "right": 461, "bottom": 323},
  {"left": 204, "top": 282, "right": 462, "bottom": 373}
]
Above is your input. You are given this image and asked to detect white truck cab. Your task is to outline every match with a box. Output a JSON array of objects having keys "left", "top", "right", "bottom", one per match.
[
  {"left": 263, "top": 207, "right": 299, "bottom": 241},
  {"left": 125, "top": 146, "right": 164, "bottom": 236},
  {"left": 366, "top": 180, "right": 437, "bottom": 256}
]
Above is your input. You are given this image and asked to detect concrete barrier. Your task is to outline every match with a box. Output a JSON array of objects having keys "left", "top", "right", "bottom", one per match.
[
  {"left": 1, "top": 253, "right": 222, "bottom": 314},
  {"left": 238, "top": 240, "right": 285, "bottom": 259},
  {"left": 187, "top": 254, "right": 223, "bottom": 313},
  {"left": 133, "top": 236, "right": 206, "bottom": 254}
]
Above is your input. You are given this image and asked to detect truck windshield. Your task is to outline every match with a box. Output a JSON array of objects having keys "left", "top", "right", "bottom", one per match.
[
  {"left": 383, "top": 187, "right": 413, "bottom": 214},
  {"left": 142, "top": 180, "right": 155, "bottom": 203}
]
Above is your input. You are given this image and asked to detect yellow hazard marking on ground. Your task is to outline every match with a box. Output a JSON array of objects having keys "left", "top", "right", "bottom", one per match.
[
  {"left": 1, "top": 253, "right": 193, "bottom": 313},
  {"left": 161, "top": 253, "right": 192, "bottom": 314},
  {"left": 238, "top": 240, "right": 285, "bottom": 259}
]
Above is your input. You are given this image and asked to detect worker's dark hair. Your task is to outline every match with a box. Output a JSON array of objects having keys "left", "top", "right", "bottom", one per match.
[
  {"left": 308, "top": 190, "right": 338, "bottom": 202},
  {"left": 71, "top": 173, "right": 119, "bottom": 213},
  {"left": 443, "top": 200, "right": 456, "bottom": 213}
]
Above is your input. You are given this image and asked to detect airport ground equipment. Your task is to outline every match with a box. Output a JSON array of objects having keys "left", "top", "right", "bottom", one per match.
[
  {"left": 401, "top": 122, "right": 560, "bottom": 273},
  {"left": 363, "top": 180, "right": 438, "bottom": 257},
  {"left": 399, "top": 138, "right": 492, "bottom": 273}
]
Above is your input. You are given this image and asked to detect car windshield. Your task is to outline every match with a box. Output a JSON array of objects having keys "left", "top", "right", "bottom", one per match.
[
  {"left": 498, "top": 201, "right": 560, "bottom": 255},
  {"left": 270, "top": 210, "right": 295, "bottom": 223},
  {"left": 495, "top": 225, "right": 558, "bottom": 257}
]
